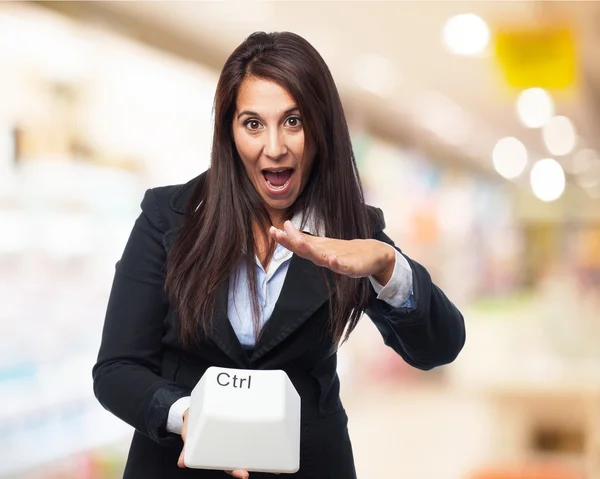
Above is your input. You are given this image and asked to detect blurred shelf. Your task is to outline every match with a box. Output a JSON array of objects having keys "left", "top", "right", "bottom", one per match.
[{"left": 0, "top": 356, "right": 132, "bottom": 477}]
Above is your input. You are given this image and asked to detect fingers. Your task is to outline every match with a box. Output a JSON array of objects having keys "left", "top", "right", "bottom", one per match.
[
  {"left": 270, "top": 223, "right": 311, "bottom": 258},
  {"left": 178, "top": 408, "right": 189, "bottom": 468},
  {"left": 269, "top": 225, "right": 288, "bottom": 248},
  {"left": 225, "top": 470, "right": 250, "bottom": 478},
  {"left": 269, "top": 225, "right": 288, "bottom": 247},
  {"left": 281, "top": 221, "right": 334, "bottom": 266},
  {"left": 282, "top": 220, "right": 302, "bottom": 241},
  {"left": 177, "top": 447, "right": 185, "bottom": 468}
]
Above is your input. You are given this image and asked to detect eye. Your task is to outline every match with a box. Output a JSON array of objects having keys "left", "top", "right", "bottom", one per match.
[
  {"left": 244, "top": 119, "right": 262, "bottom": 131},
  {"left": 285, "top": 116, "right": 302, "bottom": 128}
]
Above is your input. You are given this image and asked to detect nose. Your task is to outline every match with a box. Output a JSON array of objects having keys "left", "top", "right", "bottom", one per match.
[{"left": 263, "top": 128, "right": 287, "bottom": 161}]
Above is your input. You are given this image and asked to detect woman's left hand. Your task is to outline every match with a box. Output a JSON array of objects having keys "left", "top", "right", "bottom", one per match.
[{"left": 269, "top": 221, "right": 395, "bottom": 285}]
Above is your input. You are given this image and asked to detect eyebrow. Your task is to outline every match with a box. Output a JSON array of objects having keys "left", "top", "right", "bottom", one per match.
[{"left": 236, "top": 106, "right": 300, "bottom": 120}]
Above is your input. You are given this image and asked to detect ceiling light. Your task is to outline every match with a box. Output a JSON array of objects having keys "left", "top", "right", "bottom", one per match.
[
  {"left": 542, "top": 116, "right": 577, "bottom": 156},
  {"left": 575, "top": 175, "right": 600, "bottom": 190},
  {"left": 569, "top": 149, "right": 599, "bottom": 175},
  {"left": 530, "top": 158, "right": 565, "bottom": 202},
  {"left": 492, "top": 137, "right": 528, "bottom": 179},
  {"left": 574, "top": 153, "right": 600, "bottom": 190},
  {"left": 442, "top": 14, "right": 490, "bottom": 56},
  {"left": 516, "top": 88, "right": 554, "bottom": 128}
]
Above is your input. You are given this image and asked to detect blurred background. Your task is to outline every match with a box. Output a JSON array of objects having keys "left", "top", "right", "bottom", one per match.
[{"left": 1, "top": 1, "right": 600, "bottom": 478}]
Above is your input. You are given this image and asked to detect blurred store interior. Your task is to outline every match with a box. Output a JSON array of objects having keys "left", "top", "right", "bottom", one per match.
[{"left": 1, "top": 1, "right": 600, "bottom": 478}]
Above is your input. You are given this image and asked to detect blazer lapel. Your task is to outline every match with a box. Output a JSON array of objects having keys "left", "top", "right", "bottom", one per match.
[{"left": 251, "top": 254, "right": 334, "bottom": 362}]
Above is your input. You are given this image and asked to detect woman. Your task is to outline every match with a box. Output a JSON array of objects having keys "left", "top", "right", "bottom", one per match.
[{"left": 93, "top": 31, "right": 465, "bottom": 479}]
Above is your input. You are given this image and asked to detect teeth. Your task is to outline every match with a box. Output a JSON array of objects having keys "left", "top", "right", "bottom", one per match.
[{"left": 266, "top": 177, "right": 291, "bottom": 190}]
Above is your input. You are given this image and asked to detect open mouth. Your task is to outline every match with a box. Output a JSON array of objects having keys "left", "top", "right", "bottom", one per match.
[{"left": 262, "top": 168, "right": 294, "bottom": 191}]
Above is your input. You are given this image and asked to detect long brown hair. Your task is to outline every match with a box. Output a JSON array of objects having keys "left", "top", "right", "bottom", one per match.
[{"left": 166, "top": 31, "right": 372, "bottom": 348}]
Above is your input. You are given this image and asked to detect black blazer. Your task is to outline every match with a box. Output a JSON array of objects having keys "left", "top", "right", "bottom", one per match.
[{"left": 92, "top": 174, "right": 465, "bottom": 479}]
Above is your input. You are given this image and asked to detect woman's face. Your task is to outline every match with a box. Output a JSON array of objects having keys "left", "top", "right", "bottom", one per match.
[{"left": 232, "top": 76, "right": 316, "bottom": 221}]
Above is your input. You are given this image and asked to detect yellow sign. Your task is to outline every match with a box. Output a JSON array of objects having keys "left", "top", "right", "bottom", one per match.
[{"left": 494, "top": 26, "right": 577, "bottom": 90}]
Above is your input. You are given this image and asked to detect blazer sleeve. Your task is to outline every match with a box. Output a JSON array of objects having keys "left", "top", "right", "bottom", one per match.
[
  {"left": 365, "top": 210, "right": 466, "bottom": 371},
  {"left": 92, "top": 188, "right": 189, "bottom": 447}
]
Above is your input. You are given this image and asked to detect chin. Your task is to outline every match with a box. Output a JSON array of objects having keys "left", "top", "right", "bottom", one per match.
[
  {"left": 265, "top": 199, "right": 294, "bottom": 212},
  {"left": 261, "top": 192, "right": 297, "bottom": 213}
]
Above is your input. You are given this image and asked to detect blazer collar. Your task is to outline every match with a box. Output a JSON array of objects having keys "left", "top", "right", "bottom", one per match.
[{"left": 170, "top": 172, "right": 205, "bottom": 214}]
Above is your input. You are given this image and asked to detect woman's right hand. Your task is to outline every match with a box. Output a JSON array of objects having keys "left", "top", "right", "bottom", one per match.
[{"left": 177, "top": 408, "right": 250, "bottom": 478}]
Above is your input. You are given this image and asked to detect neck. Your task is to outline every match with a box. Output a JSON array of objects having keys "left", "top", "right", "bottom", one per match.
[
  {"left": 252, "top": 219, "right": 276, "bottom": 270},
  {"left": 267, "top": 207, "right": 287, "bottom": 230}
]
